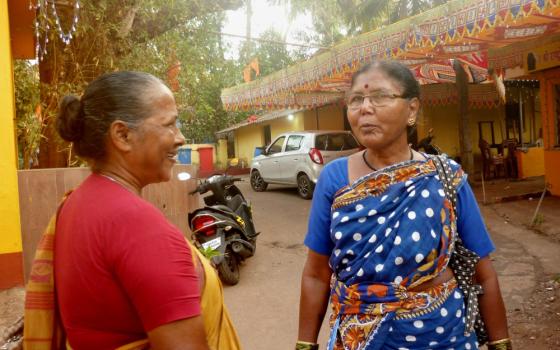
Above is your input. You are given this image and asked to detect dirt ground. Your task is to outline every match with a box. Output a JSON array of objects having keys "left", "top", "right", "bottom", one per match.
[
  {"left": 507, "top": 277, "right": 560, "bottom": 349},
  {"left": 483, "top": 199, "right": 560, "bottom": 349},
  {"left": 2, "top": 177, "right": 559, "bottom": 349},
  {"left": 0, "top": 287, "right": 24, "bottom": 344}
]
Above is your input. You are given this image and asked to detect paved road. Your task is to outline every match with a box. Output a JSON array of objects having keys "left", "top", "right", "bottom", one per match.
[
  {"left": 219, "top": 178, "right": 560, "bottom": 350},
  {"left": 218, "top": 180, "right": 329, "bottom": 350}
]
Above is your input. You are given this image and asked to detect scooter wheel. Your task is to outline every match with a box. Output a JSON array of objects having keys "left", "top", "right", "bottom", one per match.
[{"left": 217, "top": 247, "right": 240, "bottom": 285}]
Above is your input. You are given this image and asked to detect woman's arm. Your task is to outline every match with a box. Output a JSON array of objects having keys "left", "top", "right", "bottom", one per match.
[
  {"left": 298, "top": 250, "right": 333, "bottom": 343},
  {"left": 475, "top": 256, "right": 510, "bottom": 341},
  {"left": 148, "top": 316, "right": 210, "bottom": 350}
]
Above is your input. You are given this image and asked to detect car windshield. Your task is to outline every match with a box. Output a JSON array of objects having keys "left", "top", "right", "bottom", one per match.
[{"left": 314, "top": 133, "right": 359, "bottom": 151}]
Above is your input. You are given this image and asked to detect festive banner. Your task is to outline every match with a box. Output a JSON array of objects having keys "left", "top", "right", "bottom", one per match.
[
  {"left": 421, "top": 83, "right": 502, "bottom": 108},
  {"left": 222, "top": 83, "right": 501, "bottom": 112},
  {"left": 489, "top": 33, "right": 560, "bottom": 73},
  {"left": 222, "top": 0, "right": 560, "bottom": 111}
]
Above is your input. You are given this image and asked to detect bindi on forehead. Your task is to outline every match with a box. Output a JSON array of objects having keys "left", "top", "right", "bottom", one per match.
[{"left": 364, "top": 84, "right": 368, "bottom": 89}]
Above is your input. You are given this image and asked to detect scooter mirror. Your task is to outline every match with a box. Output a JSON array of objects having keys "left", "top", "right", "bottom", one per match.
[{"left": 177, "top": 172, "right": 192, "bottom": 181}]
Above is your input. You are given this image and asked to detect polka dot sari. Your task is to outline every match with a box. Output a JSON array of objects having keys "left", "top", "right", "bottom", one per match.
[{"left": 325, "top": 159, "right": 478, "bottom": 350}]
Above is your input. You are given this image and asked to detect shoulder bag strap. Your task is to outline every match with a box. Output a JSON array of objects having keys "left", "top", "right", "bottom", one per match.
[{"left": 431, "top": 154, "right": 461, "bottom": 243}]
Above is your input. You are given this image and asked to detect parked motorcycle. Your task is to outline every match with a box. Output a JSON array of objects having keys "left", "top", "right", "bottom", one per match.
[
  {"left": 416, "top": 128, "right": 442, "bottom": 155},
  {"left": 188, "top": 174, "right": 258, "bottom": 285}
]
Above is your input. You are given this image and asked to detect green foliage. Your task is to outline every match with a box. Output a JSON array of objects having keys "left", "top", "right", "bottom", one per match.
[
  {"left": 26, "top": 0, "right": 245, "bottom": 167},
  {"left": 199, "top": 246, "right": 222, "bottom": 260},
  {"left": 119, "top": 12, "right": 250, "bottom": 143},
  {"left": 19, "top": 0, "right": 452, "bottom": 158},
  {"left": 532, "top": 213, "right": 545, "bottom": 226},
  {"left": 250, "top": 29, "right": 297, "bottom": 76},
  {"left": 14, "top": 61, "right": 41, "bottom": 169},
  {"left": 276, "top": 0, "right": 450, "bottom": 46}
]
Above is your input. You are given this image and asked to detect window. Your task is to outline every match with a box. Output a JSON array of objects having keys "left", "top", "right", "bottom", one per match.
[
  {"left": 268, "top": 136, "right": 285, "bottom": 154},
  {"left": 226, "top": 132, "right": 235, "bottom": 158},
  {"left": 285, "top": 135, "right": 304, "bottom": 151},
  {"left": 315, "top": 133, "right": 359, "bottom": 151},
  {"left": 478, "top": 121, "right": 496, "bottom": 146}
]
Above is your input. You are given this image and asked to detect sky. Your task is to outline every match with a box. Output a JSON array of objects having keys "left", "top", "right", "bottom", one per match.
[{"left": 222, "top": 1, "right": 315, "bottom": 59}]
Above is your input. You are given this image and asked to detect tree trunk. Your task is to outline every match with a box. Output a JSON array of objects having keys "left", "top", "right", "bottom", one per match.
[
  {"left": 38, "top": 48, "right": 70, "bottom": 168},
  {"left": 453, "top": 59, "right": 474, "bottom": 176}
]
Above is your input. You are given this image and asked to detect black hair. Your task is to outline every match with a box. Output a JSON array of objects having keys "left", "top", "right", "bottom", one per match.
[
  {"left": 56, "top": 71, "right": 166, "bottom": 160},
  {"left": 350, "top": 60, "right": 420, "bottom": 99}
]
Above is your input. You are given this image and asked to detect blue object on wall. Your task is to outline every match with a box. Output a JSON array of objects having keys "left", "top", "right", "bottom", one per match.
[
  {"left": 254, "top": 147, "right": 264, "bottom": 157},
  {"left": 178, "top": 148, "right": 192, "bottom": 164}
]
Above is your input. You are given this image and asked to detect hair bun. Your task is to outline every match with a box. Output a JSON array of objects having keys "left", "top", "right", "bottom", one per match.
[{"left": 56, "top": 95, "right": 84, "bottom": 142}]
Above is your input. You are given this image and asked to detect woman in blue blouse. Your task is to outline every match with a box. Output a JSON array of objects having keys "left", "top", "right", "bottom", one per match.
[{"left": 296, "top": 61, "right": 511, "bottom": 350}]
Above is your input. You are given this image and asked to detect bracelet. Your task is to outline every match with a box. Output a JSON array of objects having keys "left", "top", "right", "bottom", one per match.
[
  {"left": 488, "top": 338, "right": 512, "bottom": 350},
  {"left": 296, "top": 340, "right": 319, "bottom": 350}
]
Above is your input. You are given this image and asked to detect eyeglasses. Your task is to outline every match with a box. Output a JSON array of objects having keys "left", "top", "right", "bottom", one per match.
[{"left": 345, "top": 92, "right": 408, "bottom": 109}]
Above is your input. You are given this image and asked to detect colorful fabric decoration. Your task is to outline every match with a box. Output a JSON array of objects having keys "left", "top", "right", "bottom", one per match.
[{"left": 222, "top": 0, "right": 560, "bottom": 111}]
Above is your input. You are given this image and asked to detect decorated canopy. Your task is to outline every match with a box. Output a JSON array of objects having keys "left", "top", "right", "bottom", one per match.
[
  {"left": 222, "top": 0, "right": 560, "bottom": 111},
  {"left": 489, "top": 32, "right": 560, "bottom": 73}
]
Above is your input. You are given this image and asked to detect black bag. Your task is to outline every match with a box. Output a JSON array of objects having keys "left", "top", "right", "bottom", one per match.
[{"left": 432, "top": 155, "right": 489, "bottom": 345}]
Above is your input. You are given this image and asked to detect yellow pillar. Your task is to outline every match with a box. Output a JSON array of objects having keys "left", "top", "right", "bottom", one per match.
[
  {"left": 0, "top": 0, "right": 24, "bottom": 288},
  {"left": 216, "top": 139, "right": 228, "bottom": 169}
]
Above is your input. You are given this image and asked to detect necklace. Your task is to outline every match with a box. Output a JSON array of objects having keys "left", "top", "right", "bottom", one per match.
[
  {"left": 99, "top": 173, "right": 139, "bottom": 195},
  {"left": 362, "top": 148, "right": 414, "bottom": 171}
]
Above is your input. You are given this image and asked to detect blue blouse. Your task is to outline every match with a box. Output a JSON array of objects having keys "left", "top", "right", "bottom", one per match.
[{"left": 305, "top": 157, "right": 495, "bottom": 258}]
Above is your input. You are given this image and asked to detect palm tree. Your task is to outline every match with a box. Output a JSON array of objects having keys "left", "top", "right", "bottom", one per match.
[{"left": 272, "top": 0, "right": 451, "bottom": 42}]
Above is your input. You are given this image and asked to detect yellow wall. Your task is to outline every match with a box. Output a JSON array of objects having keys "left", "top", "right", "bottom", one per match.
[
  {"left": 303, "top": 105, "right": 345, "bottom": 130},
  {"left": 269, "top": 111, "right": 305, "bottom": 138},
  {"left": 234, "top": 124, "right": 263, "bottom": 167},
  {"left": 516, "top": 147, "right": 545, "bottom": 178},
  {"left": 421, "top": 105, "right": 511, "bottom": 173},
  {"left": 233, "top": 111, "right": 306, "bottom": 165},
  {"left": 422, "top": 105, "right": 507, "bottom": 157},
  {"left": 0, "top": 0, "right": 22, "bottom": 254},
  {"left": 544, "top": 151, "right": 560, "bottom": 196},
  {"left": 0, "top": 1, "right": 23, "bottom": 256}
]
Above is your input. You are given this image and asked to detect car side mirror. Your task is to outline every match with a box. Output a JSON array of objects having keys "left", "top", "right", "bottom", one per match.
[{"left": 262, "top": 147, "right": 269, "bottom": 156}]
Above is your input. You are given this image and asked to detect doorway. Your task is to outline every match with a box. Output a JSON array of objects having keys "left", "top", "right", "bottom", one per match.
[{"left": 263, "top": 125, "right": 271, "bottom": 147}]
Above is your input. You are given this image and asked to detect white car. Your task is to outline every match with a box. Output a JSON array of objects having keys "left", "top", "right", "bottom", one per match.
[{"left": 250, "top": 131, "right": 360, "bottom": 199}]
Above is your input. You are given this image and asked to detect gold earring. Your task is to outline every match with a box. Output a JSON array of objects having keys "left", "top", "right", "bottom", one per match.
[{"left": 408, "top": 119, "right": 415, "bottom": 126}]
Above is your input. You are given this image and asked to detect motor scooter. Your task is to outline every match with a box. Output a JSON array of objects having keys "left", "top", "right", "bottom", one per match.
[
  {"left": 416, "top": 128, "right": 442, "bottom": 155},
  {"left": 188, "top": 175, "right": 258, "bottom": 285}
]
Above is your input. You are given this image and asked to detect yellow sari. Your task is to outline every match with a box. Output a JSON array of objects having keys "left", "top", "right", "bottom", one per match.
[{"left": 23, "top": 198, "right": 241, "bottom": 350}]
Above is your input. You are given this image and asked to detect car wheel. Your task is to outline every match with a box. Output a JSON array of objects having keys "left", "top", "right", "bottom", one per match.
[
  {"left": 297, "top": 174, "right": 314, "bottom": 200},
  {"left": 250, "top": 170, "right": 268, "bottom": 192}
]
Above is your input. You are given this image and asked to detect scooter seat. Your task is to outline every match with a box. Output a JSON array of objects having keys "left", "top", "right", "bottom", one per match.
[{"left": 213, "top": 204, "right": 234, "bottom": 213}]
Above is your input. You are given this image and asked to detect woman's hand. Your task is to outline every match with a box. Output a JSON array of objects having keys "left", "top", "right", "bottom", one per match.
[
  {"left": 148, "top": 315, "right": 210, "bottom": 350},
  {"left": 475, "top": 256, "right": 510, "bottom": 341},
  {"left": 298, "top": 250, "right": 333, "bottom": 343}
]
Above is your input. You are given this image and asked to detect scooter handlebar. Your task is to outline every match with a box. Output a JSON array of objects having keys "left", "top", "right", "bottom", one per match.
[
  {"left": 189, "top": 176, "right": 242, "bottom": 195},
  {"left": 189, "top": 182, "right": 209, "bottom": 195}
]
